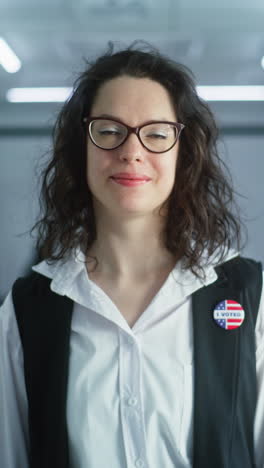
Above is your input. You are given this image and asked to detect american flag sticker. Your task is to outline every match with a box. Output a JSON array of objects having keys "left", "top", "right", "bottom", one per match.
[{"left": 213, "top": 300, "right": 245, "bottom": 330}]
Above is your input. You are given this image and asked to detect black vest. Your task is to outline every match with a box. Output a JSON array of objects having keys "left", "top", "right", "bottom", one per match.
[{"left": 12, "top": 256, "right": 262, "bottom": 468}]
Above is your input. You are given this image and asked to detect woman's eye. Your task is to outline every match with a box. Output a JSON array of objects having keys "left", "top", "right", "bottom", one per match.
[
  {"left": 99, "top": 129, "right": 121, "bottom": 135},
  {"left": 147, "top": 133, "right": 167, "bottom": 139}
]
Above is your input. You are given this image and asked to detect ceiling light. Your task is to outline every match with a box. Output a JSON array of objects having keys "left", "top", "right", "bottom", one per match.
[
  {"left": 6, "top": 85, "right": 264, "bottom": 103},
  {"left": 197, "top": 86, "right": 264, "bottom": 101},
  {"left": 6, "top": 87, "right": 72, "bottom": 103},
  {"left": 0, "top": 38, "right": 21, "bottom": 73}
]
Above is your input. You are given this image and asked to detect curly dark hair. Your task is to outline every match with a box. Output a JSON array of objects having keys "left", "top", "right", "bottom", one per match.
[{"left": 31, "top": 40, "right": 243, "bottom": 277}]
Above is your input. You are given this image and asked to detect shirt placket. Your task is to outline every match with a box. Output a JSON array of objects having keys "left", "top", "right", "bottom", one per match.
[{"left": 119, "top": 331, "right": 149, "bottom": 468}]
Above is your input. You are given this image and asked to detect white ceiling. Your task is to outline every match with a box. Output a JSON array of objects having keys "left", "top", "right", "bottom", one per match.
[{"left": 0, "top": 0, "right": 263, "bottom": 129}]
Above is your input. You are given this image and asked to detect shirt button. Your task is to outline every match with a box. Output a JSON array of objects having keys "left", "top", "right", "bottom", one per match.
[
  {"left": 135, "top": 459, "right": 145, "bottom": 468},
  {"left": 128, "top": 397, "right": 138, "bottom": 406}
]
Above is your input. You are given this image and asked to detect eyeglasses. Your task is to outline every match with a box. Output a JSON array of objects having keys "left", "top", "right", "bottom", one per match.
[{"left": 83, "top": 116, "right": 185, "bottom": 153}]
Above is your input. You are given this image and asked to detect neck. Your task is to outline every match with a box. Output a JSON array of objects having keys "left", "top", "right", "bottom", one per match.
[{"left": 86, "top": 213, "right": 175, "bottom": 281}]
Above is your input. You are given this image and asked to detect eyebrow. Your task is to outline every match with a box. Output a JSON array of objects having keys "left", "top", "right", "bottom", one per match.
[
  {"left": 93, "top": 113, "right": 175, "bottom": 122},
  {"left": 94, "top": 113, "right": 120, "bottom": 120}
]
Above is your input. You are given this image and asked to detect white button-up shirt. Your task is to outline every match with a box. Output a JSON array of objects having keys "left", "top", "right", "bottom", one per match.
[{"left": 1, "top": 249, "right": 264, "bottom": 468}]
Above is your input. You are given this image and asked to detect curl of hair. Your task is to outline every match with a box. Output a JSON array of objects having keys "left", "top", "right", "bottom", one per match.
[{"left": 31, "top": 40, "right": 243, "bottom": 277}]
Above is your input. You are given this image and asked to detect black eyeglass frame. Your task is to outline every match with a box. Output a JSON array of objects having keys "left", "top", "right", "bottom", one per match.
[{"left": 83, "top": 116, "right": 185, "bottom": 154}]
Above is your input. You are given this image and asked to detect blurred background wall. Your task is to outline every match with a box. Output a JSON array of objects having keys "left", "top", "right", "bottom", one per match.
[{"left": 0, "top": 0, "right": 263, "bottom": 302}]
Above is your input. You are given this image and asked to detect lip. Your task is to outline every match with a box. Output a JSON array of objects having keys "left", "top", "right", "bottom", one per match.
[
  {"left": 111, "top": 178, "right": 149, "bottom": 187},
  {"left": 110, "top": 172, "right": 151, "bottom": 181}
]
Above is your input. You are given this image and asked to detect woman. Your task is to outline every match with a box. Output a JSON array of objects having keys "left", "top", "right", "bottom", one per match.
[{"left": 1, "top": 42, "right": 263, "bottom": 468}]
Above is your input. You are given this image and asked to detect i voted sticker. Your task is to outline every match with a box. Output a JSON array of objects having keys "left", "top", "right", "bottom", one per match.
[{"left": 213, "top": 300, "right": 245, "bottom": 330}]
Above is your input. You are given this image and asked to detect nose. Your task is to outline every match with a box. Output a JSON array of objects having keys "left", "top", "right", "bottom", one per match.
[{"left": 116, "top": 133, "right": 145, "bottom": 162}]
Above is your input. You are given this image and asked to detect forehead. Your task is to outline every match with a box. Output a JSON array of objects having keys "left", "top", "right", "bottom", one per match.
[{"left": 90, "top": 75, "right": 177, "bottom": 122}]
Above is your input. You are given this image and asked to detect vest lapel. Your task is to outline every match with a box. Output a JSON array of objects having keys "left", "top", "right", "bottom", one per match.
[{"left": 192, "top": 277, "right": 242, "bottom": 468}]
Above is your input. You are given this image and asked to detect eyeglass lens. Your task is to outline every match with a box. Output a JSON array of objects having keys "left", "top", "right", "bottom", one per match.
[{"left": 89, "top": 119, "right": 178, "bottom": 152}]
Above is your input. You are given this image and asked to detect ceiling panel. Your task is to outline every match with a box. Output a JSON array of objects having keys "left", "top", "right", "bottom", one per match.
[{"left": 0, "top": 0, "right": 263, "bottom": 127}]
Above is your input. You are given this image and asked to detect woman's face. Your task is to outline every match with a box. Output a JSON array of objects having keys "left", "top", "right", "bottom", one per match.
[{"left": 86, "top": 75, "right": 180, "bottom": 220}]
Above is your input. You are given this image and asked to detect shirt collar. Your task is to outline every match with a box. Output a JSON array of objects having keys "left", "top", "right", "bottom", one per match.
[{"left": 32, "top": 246, "right": 239, "bottom": 305}]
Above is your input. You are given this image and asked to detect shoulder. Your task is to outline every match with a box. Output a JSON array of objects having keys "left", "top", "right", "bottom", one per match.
[
  {"left": 12, "top": 271, "right": 52, "bottom": 305},
  {"left": 12, "top": 254, "right": 72, "bottom": 302},
  {"left": 0, "top": 291, "right": 23, "bottom": 358},
  {"left": 215, "top": 255, "right": 262, "bottom": 290},
  {"left": 11, "top": 266, "right": 74, "bottom": 347}
]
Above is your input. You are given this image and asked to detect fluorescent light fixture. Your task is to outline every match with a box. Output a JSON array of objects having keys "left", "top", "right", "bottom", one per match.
[
  {"left": 261, "top": 56, "right": 264, "bottom": 70},
  {"left": 197, "top": 85, "right": 264, "bottom": 101},
  {"left": 6, "top": 85, "right": 264, "bottom": 103},
  {"left": 6, "top": 87, "right": 73, "bottom": 103},
  {"left": 0, "top": 38, "right": 21, "bottom": 73}
]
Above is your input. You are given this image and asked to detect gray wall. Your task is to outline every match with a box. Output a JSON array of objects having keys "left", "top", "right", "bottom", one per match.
[
  {"left": 0, "top": 132, "right": 263, "bottom": 302},
  {"left": 0, "top": 135, "right": 48, "bottom": 301}
]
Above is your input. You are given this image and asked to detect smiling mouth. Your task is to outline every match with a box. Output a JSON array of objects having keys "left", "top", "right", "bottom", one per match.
[
  {"left": 110, "top": 177, "right": 150, "bottom": 186},
  {"left": 110, "top": 175, "right": 151, "bottom": 181}
]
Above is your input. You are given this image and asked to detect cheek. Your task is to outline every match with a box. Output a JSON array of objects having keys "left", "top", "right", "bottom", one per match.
[
  {"left": 157, "top": 152, "right": 178, "bottom": 184},
  {"left": 86, "top": 144, "right": 111, "bottom": 184}
]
